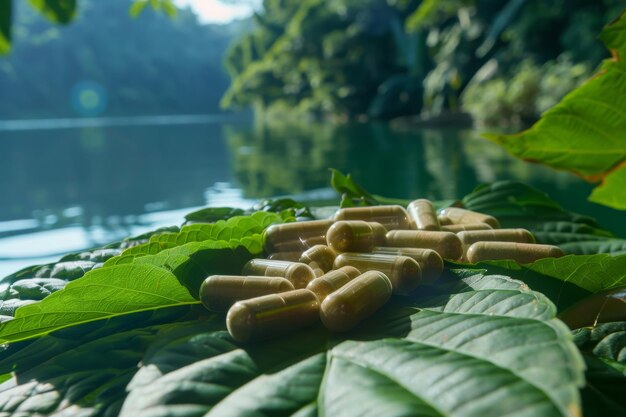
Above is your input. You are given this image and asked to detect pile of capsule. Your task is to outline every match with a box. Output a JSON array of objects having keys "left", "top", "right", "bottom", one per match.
[{"left": 199, "top": 201, "right": 566, "bottom": 343}]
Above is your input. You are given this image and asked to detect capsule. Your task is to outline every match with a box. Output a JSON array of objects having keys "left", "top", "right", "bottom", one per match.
[
  {"left": 226, "top": 289, "right": 319, "bottom": 342},
  {"left": 264, "top": 220, "right": 333, "bottom": 253},
  {"left": 369, "top": 222, "right": 388, "bottom": 245},
  {"left": 441, "top": 223, "right": 493, "bottom": 233},
  {"left": 306, "top": 266, "right": 362, "bottom": 302},
  {"left": 385, "top": 230, "right": 464, "bottom": 260},
  {"left": 300, "top": 245, "right": 337, "bottom": 273},
  {"left": 558, "top": 286, "right": 626, "bottom": 329},
  {"left": 438, "top": 207, "right": 500, "bottom": 229},
  {"left": 437, "top": 215, "right": 453, "bottom": 226},
  {"left": 372, "top": 247, "right": 443, "bottom": 285},
  {"left": 267, "top": 251, "right": 302, "bottom": 262},
  {"left": 334, "top": 253, "right": 421, "bottom": 294},
  {"left": 200, "top": 275, "right": 294, "bottom": 312},
  {"left": 457, "top": 229, "right": 535, "bottom": 248},
  {"left": 326, "top": 220, "right": 383, "bottom": 253},
  {"left": 270, "top": 236, "right": 327, "bottom": 253},
  {"left": 320, "top": 271, "right": 392, "bottom": 332},
  {"left": 408, "top": 199, "right": 440, "bottom": 231},
  {"left": 466, "top": 241, "right": 565, "bottom": 264},
  {"left": 333, "top": 205, "right": 411, "bottom": 230},
  {"left": 242, "top": 259, "right": 316, "bottom": 289}
]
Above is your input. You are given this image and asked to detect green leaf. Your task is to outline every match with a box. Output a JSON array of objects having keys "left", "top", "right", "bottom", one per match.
[
  {"left": 485, "top": 12, "right": 626, "bottom": 210},
  {"left": 0, "top": 309, "right": 197, "bottom": 416},
  {"left": 161, "top": 0, "right": 177, "bottom": 17},
  {"left": 129, "top": 0, "right": 150, "bottom": 18},
  {"left": 601, "top": 10, "right": 626, "bottom": 59},
  {"left": 184, "top": 207, "right": 246, "bottom": 223},
  {"left": 590, "top": 165, "right": 626, "bottom": 210},
  {"left": 469, "top": 254, "right": 626, "bottom": 312},
  {"left": 118, "top": 271, "right": 584, "bottom": 417},
  {"left": 28, "top": 0, "right": 77, "bottom": 24},
  {"left": 0, "top": 263, "right": 197, "bottom": 343},
  {"left": 0, "top": 0, "right": 11, "bottom": 54}
]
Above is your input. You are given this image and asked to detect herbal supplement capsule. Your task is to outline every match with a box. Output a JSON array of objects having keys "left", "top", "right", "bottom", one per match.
[
  {"left": 437, "top": 215, "right": 453, "bottom": 226},
  {"left": 320, "top": 271, "right": 392, "bottom": 332},
  {"left": 333, "top": 205, "right": 411, "bottom": 230},
  {"left": 438, "top": 207, "right": 500, "bottom": 228},
  {"left": 407, "top": 199, "right": 440, "bottom": 231},
  {"left": 300, "top": 245, "right": 337, "bottom": 273},
  {"left": 457, "top": 228, "right": 535, "bottom": 248},
  {"left": 264, "top": 220, "right": 333, "bottom": 253},
  {"left": 306, "top": 266, "right": 361, "bottom": 302},
  {"left": 369, "top": 222, "right": 388, "bottom": 245},
  {"left": 242, "top": 259, "right": 316, "bottom": 289},
  {"left": 326, "top": 220, "right": 380, "bottom": 253},
  {"left": 334, "top": 253, "right": 421, "bottom": 294},
  {"left": 441, "top": 223, "right": 493, "bottom": 233},
  {"left": 226, "top": 289, "right": 319, "bottom": 343},
  {"left": 311, "top": 267, "right": 325, "bottom": 278},
  {"left": 200, "top": 275, "right": 294, "bottom": 312},
  {"left": 372, "top": 247, "right": 443, "bottom": 285},
  {"left": 267, "top": 251, "right": 302, "bottom": 262},
  {"left": 385, "top": 230, "right": 463, "bottom": 261},
  {"left": 466, "top": 241, "right": 565, "bottom": 264},
  {"left": 271, "top": 236, "right": 327, "bottom": 253}
]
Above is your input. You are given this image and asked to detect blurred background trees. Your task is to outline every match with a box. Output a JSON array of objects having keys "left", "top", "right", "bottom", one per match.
[
  {"left": 0, "top": 0, "right": 623, "bottom": 124},
  {"left": 222, "top": 0, "right": 623, "bottom": 125},
  {"left": 0, "top": 0, "right": 243, "bottom": 118}
]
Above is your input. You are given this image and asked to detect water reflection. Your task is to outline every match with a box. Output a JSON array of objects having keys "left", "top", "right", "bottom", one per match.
[
  {"left": 227, "top": 120, "right": 563, "bottom": 201},
  {"left": 1, "top": 116, "right": 625, "bottom": 277}
]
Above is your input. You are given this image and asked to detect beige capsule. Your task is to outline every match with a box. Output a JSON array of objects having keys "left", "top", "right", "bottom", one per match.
[
  {"left": 407, "top": 199, "right": 440, "bottom": 231},
  {"left": 372, "top": 246, "right": 443, "bottom": 285},
  {"left": 242, "top": 259, "right": 316, "bottom": 289},
  {"left": 466, "top": 241, "right": 565, "bottom": 264},
  {"left": 333, "top": 205, "right": 411, "bottom": 231},
  {"left": 300, "top": 245, "right": 337, "bottom": 273},
  {"left": 369, "top": 222, "right": 388, "bottom": 245},
  {"left": 441, "top": 223, "right": 493, "bottom": 233},
  {"left": 267, "top": 251, "right": 302, "bottom": 262},
  {"left": 320, "top": 271, "right": 392, "bottom": 332},
  {"left": 306, "top": 266, "right": 362, "bottom": 302},
  {"left": 264, "top": 220, "right": 333, "bottom": 253},
  {"left": 326, "top": 220, "right": 385, "bottom": 253},
  {"left": 457, "top": 229, "right": 535, "bottom": 248},
  {"left": 226, "top": 289, "right": 319, "bottom": 343},
  {"left": 385, "top": 230, "right": 464, "bottom": 261},
  {"left": 438, "top": 207, "right": 500, "bottom": 229},
  {"left": 437, "top": 215, "right": 453, "bottom": 226},
  {"left": 200, "top": 275, "right": 294, "bottom": 312},
  {"left": 334, "top": 253, "right": 421, "bottom": 294}
]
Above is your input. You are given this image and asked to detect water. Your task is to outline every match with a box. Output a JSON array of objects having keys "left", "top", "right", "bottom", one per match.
[{"left": 1, "top": 115, "right": 624, "bottom": 276}]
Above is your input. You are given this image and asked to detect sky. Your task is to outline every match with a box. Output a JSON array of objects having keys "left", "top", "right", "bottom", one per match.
[{"left": 174, "top": 0, "right": 259, "bottom": 24}]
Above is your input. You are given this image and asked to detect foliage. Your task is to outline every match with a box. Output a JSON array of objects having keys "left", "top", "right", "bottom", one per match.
[
  {"left": 462, "top": 56, "right": 592, "bottom": 126},
  {"left": 222, "top": 0, "right": 619, "bottom": 121},
  {"left": 0, "top": 175, "right": 625, "bottom": 415},
  {"left": 0, "top": 0, "right": 241, "bottom": 118},
  {"left": 486, "top": 11, "right": 626, "bottom": 211}
]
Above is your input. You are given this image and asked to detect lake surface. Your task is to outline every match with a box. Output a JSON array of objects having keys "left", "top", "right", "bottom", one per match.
[{"left": 1, "top": 114, "right": 624, "bottom": 276}]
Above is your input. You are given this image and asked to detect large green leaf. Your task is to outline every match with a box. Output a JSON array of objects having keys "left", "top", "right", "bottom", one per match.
[
  {"left": 0, "top": 0, "right": 10, "bottom": 54},
  {"left": 485, "top": 11, "right": 626, "bottom": 210},
  {"left": 467, "top": 254, "right": 626, "bottom": 312},
  {"left": 117, "top": 271, "right": 584, "bottom": 417},
  {"left": 0, "top": 263, "right": 195, "bottom": 343},
  {"left": 28, "top": 0, "right": 77, "bottom": 24},
  {"left": 0, "top": 240, "right": 252, "bottom": 343}
]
